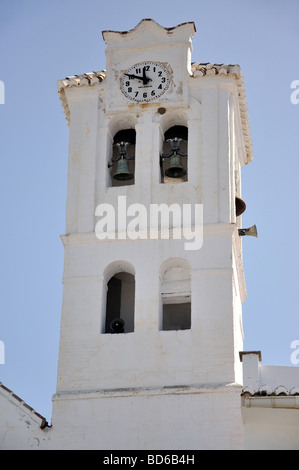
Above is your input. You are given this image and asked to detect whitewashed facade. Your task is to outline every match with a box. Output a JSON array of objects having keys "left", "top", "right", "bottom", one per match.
[
  {"left": 50, "top": 19, "right": 248, "bottom": 450},
  {"left": 0, "top": 19, "right": 298, "bottom": 450},
  {"left": 0, "top": 382, "right": 50, "bottom": 450}
]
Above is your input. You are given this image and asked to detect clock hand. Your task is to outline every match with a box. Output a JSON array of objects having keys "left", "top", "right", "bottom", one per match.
[
  {"left": 142, "top": 67, "right": 152, "bottom": 85},
  {"left": 124, "top": 73, "right": 143, "bottom": 81},
  {"left": 142, "top": 67, "right": 147, "bottom": 85}
]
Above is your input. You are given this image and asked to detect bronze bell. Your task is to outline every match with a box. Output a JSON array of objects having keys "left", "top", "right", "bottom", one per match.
[
  {"left": 165, "top": 154, "right": 186, "bottom": 178},
  {"left": 110, "top": 318, "right": 125, "bottom": 334},
  {"left": 162, "top": 137, "right": 187, "bottom": 179},
  {"left": 235, "top": 196, "right": 246, "bottom": 217},
  {"left": 113, "top": 156, "right": 134, "bottom": 181}
]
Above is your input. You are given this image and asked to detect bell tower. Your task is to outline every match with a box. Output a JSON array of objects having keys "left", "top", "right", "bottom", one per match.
[{"left": 52, "top": 19, "right": 253, "bottom": 450}]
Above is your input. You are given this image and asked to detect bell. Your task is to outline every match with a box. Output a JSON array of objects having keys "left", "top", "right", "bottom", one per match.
[
  {"left": 113, "top": 157, "right": 134, "bottom": 181},
  {"left": 110, "top": 318, "right": 125, "bottom": 334},
  {"left": 235, "top": 196, "right": 246, "bottom": 217},
  {"left": 165, "top": 154, "right": 186, "bottom": 179}
]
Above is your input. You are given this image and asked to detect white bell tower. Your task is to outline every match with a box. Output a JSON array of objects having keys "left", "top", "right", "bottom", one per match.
[{"left": 51, "top": 19, "right": 253, "bottom": 450}]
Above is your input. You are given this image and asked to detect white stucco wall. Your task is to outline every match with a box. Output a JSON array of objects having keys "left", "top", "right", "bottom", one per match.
[
  {"left": 241, "top": 357, "right": 299, "bottom": 450},
  {"left": 242, "top": 404, "right": 299, "bottom": 450},
  {"left": 0, "top": 385, "right": 49, "bottom": 450},
  {"left": 259, "top": 364, "right": 299, "bottom": 390},
  {"left": 51, "top": 19, "right": 248, "bottom": 450},
  {"left": 49, "top": 384, "right": 244, "bottom": 450}
]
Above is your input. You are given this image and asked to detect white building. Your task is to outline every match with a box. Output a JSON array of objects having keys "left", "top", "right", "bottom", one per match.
[{"left": 1, "top": 19, "right": 299, "bottom": 451}]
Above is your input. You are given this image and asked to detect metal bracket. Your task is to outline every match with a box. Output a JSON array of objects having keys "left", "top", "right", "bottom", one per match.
[
  {"left": 161, "top": 137, "right": 187, "bottom": 160},
  {"left": 108, "top": 141, "right": 135, "bottom": 168}
]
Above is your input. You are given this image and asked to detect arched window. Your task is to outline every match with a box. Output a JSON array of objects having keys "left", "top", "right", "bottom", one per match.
[
  {"left": 108, "top": 129, "right": 136, "bottom": 187},
  {"left": 160, "top": 125, "right": 188, "bottom": 183},
  {"left": 160, "top": 259, "right": 191, "bottom": 331},
  {"left": 105, "top": 271, "right": 135, "bottom": 334}
]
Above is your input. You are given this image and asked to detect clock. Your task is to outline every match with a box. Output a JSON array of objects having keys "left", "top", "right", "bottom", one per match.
[{"left": 120, "top": 61, "right": 170, "bottom": 103}]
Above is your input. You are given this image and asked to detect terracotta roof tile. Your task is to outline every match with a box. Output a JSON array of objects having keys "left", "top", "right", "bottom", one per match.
[{"left": 242, "top": 384, "right": 299, "bottom": 397}]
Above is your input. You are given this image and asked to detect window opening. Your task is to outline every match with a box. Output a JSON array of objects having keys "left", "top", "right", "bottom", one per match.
[
  {"left": 108, "top": 129, "right": 136, "bottom": 187},
  {"left": 105, "top": 272, "right": 135, "bottom": 333},
  {"left": 161, "top": 126, "right": 188, "bottom": 183},
  {"left": 161, "top": 264, "right": 191, "bottom": 331}
]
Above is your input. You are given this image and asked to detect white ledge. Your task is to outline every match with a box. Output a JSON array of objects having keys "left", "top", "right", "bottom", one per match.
[{"left": 53, "top": 382, "right": 242, "bottom": 401}]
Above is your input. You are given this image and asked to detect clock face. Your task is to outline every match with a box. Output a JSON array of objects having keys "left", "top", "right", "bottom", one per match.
[{"left": 121, "top": 61, "right": 170, "bottom": 103}]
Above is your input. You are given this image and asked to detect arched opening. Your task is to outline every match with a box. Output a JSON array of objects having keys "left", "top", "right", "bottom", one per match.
[
  {"left": 108, "top": 129, "right": 136, "bottom": 187},
  {"left": 105, "top": 271, "right": 135, "bottom": 333},
  {"left": 161, "top": 125, "right": 188, "bottom": 183},
  {"left": 160, "top": 259, "right": 191, "bottom": 331}
]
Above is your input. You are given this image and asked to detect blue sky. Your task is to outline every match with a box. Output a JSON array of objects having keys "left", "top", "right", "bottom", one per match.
[{"left": 0, "top": 0, "right": 298, "bottom": 423}]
